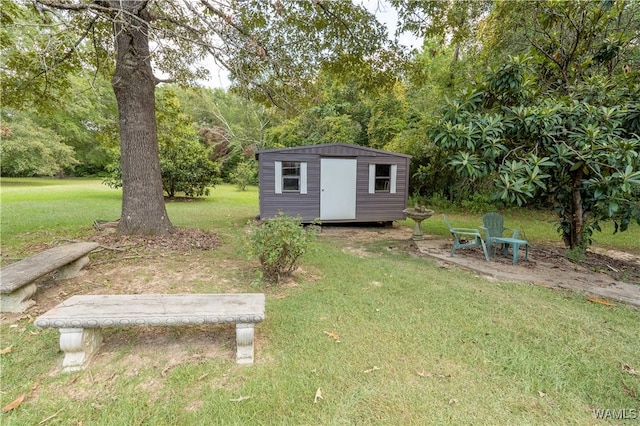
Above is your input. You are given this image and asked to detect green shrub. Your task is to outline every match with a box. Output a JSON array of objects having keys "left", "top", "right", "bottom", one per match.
[
  {"left": 0, "top": 112, "right": 79, "bottom": 176},
  {"left": 103, "top": 140, "right": 219, "bottom": 198},
  {"left": 230, "top": 160, "right": 257, "bottom": 191},
  {"left": 565, "top": 246, "right": 587, "bottom": 263},
  {"left": 461, "top": 193, "right": 500, "bottom": 215},
  {"left": 248, "top": 213, "right": 317, "bottom": 283},
  {"left": 160, "top": 139, "right": 220, "bottom": 198}
]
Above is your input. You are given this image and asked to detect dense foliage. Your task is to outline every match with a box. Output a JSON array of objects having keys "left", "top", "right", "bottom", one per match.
[
  {"left": 230, "top": 160, "right": 258, "bottom": 191},
  {"left": 104, "top": 89, "right": 220, "bottom": 198},
  {"left": 2, "top": 0, "right": 638, "bottom": 248},
  {"left": 0, "top": 111, "right": 78, "bottom": 176},
  {"left": 428, "top": 58, "right": 640, "bottom": 248},
  {"left": 423, "top": 0, "right": 640, "bottom": 249}
]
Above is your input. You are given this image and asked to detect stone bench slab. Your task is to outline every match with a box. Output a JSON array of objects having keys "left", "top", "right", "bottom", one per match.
[
  {"left": 35, "top": 293, "right": 266, "bottom": 371},
  {"left": 0, "top": 242, "right": 99, "bottom": 313}
]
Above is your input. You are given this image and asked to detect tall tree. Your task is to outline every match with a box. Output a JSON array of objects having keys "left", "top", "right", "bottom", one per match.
[
  {"left": 396, "top": 0, "right": 639, "bottom": 249},
  {"left": 2, "top": 0, "right": 392, "bottom": 235},
  {"left": 480, "top": 0, "right": 640, "bottom": 93}
]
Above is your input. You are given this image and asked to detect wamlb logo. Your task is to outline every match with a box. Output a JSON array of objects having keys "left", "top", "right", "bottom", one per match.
[{"left": 592, "top": 408, "right": 638, "bottom": 420}]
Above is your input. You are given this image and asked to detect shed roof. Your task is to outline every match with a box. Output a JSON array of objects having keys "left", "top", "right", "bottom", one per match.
[{"left": 256, "top": 143, "right": 411, "bottom": 159}]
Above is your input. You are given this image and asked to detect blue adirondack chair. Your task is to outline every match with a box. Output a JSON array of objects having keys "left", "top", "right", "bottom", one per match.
[
  {"left": 442, "top": 214, "right": 489, "bottom": 261},
  {"left": 481, "top": 212, "right": 520, "bottom": 250}
]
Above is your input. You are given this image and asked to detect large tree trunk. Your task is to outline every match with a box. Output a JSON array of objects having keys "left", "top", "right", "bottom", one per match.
[{"left": 109, "top": 1, "right": 173, "bottom": 236}]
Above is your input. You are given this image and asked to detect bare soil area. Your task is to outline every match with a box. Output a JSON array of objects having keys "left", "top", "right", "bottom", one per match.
[
  {"left": 321, "top": 225, "right": 640, "bottom": 283},
  {"left": 319, "top": 224, "right": 640, "bottom": 308},
  {"left": 1, "top": 229, "right": 236, "bottom": 369}
]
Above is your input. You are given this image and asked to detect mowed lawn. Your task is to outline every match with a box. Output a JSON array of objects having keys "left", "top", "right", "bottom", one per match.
[{"left": 1, "top": 178, "right": 639, "bottom": 425}]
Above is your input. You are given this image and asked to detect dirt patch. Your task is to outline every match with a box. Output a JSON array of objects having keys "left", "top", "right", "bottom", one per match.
[
  {"left": 318, "top": 224, "right": 640, "bottom": 286},
  {"left": 90, "top": 226, "right": 221, "bottom": 252},
  {"left": 1, "top": 227, "right": 247, "bottom": 373},
  {"left": 319, "top": 224, "right": 640, "bottom": 308},
  {"left": 428, "top": 242, "right": 640, "bottom": 286}
]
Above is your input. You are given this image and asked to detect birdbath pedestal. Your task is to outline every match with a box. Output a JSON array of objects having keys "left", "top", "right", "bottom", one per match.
[{"left": 403, "top": 208, "right": 435, "bottom": 240}]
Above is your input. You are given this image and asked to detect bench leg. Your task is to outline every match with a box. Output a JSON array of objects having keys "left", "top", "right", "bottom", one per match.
[
  {"left": 56, "top": 256, "right": 90, "bottom": 280},
  {"left": 235, "top": 323, "right": 255, "bottom": 365},
  {"left": 0, "top": 283, "right": 37, "bottom": 313},
  {"left": 59, "top": 328, "right": 103, "bottom": 372}
]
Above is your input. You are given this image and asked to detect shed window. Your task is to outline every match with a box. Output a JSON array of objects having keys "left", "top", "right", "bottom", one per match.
[
  {"left": 282, "top": 162, "right": 301, "bottom": 191},
  {"left": 275, "top": 161, "right": 307, "bottom": 194},
  {"left": 368, "top": 164, "right": 397, "bottom": 194},
  {"left": 375, "top": 164, "right": 391, "bottom": 192}
]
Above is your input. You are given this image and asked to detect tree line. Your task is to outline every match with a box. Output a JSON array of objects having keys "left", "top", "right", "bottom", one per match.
[{"left": 1, "top": 0, "right": 638, "bottom": 251}]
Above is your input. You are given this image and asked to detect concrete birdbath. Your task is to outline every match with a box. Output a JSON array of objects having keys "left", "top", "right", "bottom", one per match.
[{"left": 403, "top": 206, "right": 435, "bottom": 240}]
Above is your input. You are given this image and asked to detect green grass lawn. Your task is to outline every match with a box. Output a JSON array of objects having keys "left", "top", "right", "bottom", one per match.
[{"left": 1, "top": 178, "right": 638, "bottom": 425}]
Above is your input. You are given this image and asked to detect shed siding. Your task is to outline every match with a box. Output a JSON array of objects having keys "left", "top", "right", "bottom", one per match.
[
  {"left": 259, "top": 152, "right": 320, "bottom": 222},
  {"left": 356, "top": 156, "right": 409, "bottom": 221},
  {"left": 257, "top": 144, "right": 410, "bottom": 223}
]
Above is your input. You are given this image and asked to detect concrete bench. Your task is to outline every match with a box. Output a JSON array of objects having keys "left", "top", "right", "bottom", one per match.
[
  {"left": 34, "top": 293, "right": 266, "bottom": 372},
  {"left": 0, "top": 242, "right": 100, "bottom": 313}
]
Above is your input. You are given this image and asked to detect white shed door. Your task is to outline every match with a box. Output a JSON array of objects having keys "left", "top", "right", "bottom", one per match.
[{"left": 320, "top": 158, "right": 357, "bottom": 220}]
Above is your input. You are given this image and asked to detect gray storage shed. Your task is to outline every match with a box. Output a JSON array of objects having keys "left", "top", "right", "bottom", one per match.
[{"left": 256, "top": 143, "right": 411, "bottom": 223}]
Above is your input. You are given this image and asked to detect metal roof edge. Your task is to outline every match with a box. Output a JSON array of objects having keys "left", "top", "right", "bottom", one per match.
[{"left": 255, "top": 143, "right": 412, "bottom": 158}]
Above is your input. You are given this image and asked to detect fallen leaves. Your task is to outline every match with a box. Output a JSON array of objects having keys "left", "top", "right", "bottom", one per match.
[
  {"left": 0, "top": 346, "right": 13, "bottom": 355},
  {"left": 621, "top": 380, "right": 636, "bottom": 398},
  {"left": 622, "top": 364, "right": 639, "bottom": 376},
  {"left": 2, "top": 394, "right": 25, "bottom": 413},
  {"left": 585, "top": 297, "right": 614, "bottom": 306},
  {"left": 314, "top": 388, "right": 323, "bottom": 403},
  {"left": 323, "top": 331, "right": 340, "bottom": 342}
]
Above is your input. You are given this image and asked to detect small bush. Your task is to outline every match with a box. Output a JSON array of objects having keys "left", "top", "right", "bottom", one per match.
[
  {"left": 248, "top": 213, "right": 317, "bottom": 283},
  {"left": 565, "top": 246, "right": 587, "bottom": 263},
  {"left": 231, "top": 160, "right": 257, "bottom": 191},
  {"left": 461, "top": 193, "right": 499, "bottom": 215}
]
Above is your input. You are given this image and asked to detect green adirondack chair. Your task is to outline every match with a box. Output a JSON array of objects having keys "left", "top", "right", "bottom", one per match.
[
  {"left": 481, "top": 212, "right": 520, "bottom": 251},
  {"left": 442, "top": 214, "right": 489, "bottom": 261}
]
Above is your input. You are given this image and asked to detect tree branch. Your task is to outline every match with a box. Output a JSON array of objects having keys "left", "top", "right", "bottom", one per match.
[
  {"left": 19, "top": 15, "right": 98, "bottom": 96},
  {"left": 313, "top": 0, "right": 357, "bottom": 41}
]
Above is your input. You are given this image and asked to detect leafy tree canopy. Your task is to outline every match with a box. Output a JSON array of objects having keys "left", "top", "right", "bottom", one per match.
[
  {"left": 1, "top": 0, "right": 400, "bottom": 235},
  {"left": 407, "top": 0, "right": 640, "bottom": 249},
  {"left": 429, "top": 55, "right": 639, "bottom": 249},
  {"left": 479, "top": 0, "right": 640, "bottom": 93},
  {"left": 2, "top": 0, "right": 401, "bottom": 113},
  {"left": 389, "top": 0, "right": 492, "bottom": 45},
  {"left": 0, "top": 110, "right": 79, "bottom": 176}
]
